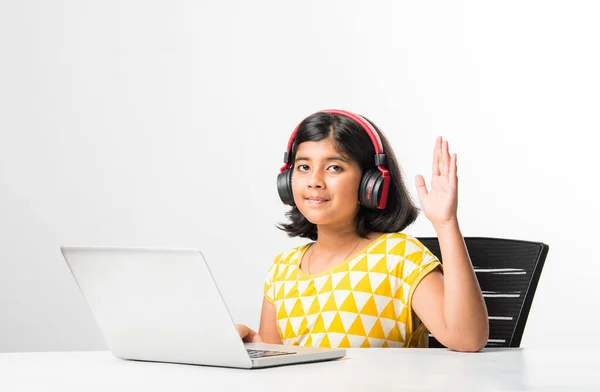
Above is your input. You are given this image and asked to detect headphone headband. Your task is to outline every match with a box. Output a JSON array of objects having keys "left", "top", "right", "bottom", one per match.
[{"left": 283, "top": 109, "right": 385, "bottom": 161}]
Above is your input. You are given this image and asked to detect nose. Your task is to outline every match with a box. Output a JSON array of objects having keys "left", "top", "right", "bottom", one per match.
[{"left": 307, "top": 170, "right": 325, "bottom": 189}]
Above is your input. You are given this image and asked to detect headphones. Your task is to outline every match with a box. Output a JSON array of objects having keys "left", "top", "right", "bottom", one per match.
[{"left": 276, "top": 109, "right": 391, "bottom": 210}]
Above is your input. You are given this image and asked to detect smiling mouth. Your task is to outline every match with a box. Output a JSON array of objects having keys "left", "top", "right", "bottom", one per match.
[{"left": 306, "top": 197, "right": 329, "bottom": 204}]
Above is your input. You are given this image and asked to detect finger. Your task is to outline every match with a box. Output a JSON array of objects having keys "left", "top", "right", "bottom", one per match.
[
  {"left": 450, "top": 153, "right": 457, "bottom": 187},
  {"left": 236, "top": 324, "right": 246, "bottom": 338},
  {"left": 441, "top": 140, "right": 450, "bottom": 176},
  {"left": 432, "top": 136, "right": 441, "bottom": 176},
  {"left": 252, "top": 334, "right": 263, "bottom": 343},
  {"left": 236, "top": 324, "right": 251, "bottom": 341},
  {"left": 415, "top": 174, "right": 428, "bottom": 199}
]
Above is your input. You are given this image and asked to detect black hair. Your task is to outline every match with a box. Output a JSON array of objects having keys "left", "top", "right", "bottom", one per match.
[{"left": 277, "top": 111, "right": 419, "bottom": 241}]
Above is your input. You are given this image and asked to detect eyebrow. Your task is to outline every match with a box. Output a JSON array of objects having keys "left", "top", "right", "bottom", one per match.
[{"left": 295, "top": 156, "right": 350, "bottom": 163}]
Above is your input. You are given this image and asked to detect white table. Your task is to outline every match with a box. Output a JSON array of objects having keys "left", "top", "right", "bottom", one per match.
[{"left": 0, "top": 348, "right": 598, "bottom": 391}]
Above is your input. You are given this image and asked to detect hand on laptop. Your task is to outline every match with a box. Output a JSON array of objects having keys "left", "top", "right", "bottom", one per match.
[{"left": 236, "top": 324, "right": 263, "bottom": 343}]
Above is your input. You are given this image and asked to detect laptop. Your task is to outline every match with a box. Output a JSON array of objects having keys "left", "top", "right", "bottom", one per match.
[{"left": 60, "top": 245, "right": 346, "bottom": 369}]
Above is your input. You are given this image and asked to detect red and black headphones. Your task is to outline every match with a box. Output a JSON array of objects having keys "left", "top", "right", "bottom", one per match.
[{"left": 276, "top": 109, "right": 391, "bottom": 210}]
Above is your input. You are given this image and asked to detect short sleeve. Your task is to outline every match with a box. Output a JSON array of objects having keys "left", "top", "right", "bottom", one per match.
[
  {"left": 403, "top": 238, "right": 443, "bottom": 344},
  {"left": 405, "top": 245, "right": 442, "bottom": 289},
  {"left": 263, "top": 253, "right": 282, "bottom": 304}
]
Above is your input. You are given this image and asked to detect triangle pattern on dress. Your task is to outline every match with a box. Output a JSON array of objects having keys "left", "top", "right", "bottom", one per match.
[{"left": 264, "top": 233, "right": 439, "bottom": 348}]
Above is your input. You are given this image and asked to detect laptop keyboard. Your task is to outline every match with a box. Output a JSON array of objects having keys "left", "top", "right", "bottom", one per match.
[{"left": 246, "top": 349, "right": 295, "bottom": 359}]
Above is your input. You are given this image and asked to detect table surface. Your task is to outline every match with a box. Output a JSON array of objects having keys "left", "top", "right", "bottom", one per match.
[{"left": 1, "top": 347, "right": 598, "bottom": 392}]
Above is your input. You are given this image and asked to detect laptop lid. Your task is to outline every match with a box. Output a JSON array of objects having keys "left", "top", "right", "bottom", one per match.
[{"left": 61, "top": 246, "right": 253, "bottom": 368}]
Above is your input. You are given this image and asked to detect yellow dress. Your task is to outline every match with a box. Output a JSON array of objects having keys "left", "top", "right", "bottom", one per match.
[{"left": 264, "top": 232, "right": 442, "bottom": 348}]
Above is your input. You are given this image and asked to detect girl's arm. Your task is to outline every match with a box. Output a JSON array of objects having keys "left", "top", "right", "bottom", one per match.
[
  {"left": 258, "top": 297, "right": 283, "bottom": 344},
  {"left": 411, "top": 222, "right": 489, "bottom": 352},
  {"left": 236, "top": 298, "right": 282, "bottom": 344},
  {"left": 412, "top": 137, "right": 489, "bottom": 352}
]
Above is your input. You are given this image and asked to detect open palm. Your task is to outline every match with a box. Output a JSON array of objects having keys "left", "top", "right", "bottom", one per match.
[{"left": 415, "top": 136, "right": 458, "bottom": 227}]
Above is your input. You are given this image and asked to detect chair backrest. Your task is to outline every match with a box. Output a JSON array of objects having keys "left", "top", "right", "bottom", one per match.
[{"left": 417, "top": 237, "right": 549, "bottom": 348}]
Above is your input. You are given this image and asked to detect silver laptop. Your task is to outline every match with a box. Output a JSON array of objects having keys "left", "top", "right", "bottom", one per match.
[{"left": 60, "top": 246, "right": 345, "bottom": 369}]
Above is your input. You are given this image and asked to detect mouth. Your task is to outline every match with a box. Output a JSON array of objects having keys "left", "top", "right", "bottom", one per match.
[{"left": 305, "top": 196, "right": 329, "bottom": 205}]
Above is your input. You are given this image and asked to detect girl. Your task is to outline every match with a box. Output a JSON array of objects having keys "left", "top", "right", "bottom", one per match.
[{"left": 237, "top": 109, "right": 489, "bottom": 352}]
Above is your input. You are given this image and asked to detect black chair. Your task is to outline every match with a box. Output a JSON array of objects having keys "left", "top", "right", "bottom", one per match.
[{"left": 417, "top": 237, "right": 549, "bottom": 348}]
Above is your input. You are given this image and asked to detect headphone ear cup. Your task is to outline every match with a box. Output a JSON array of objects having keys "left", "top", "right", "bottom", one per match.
[
  {"left": 359, "top": 169, "right": 384, "bottom": 209},
  {"left": 277, "top": 169, "right": 295, "bottom": 206}
]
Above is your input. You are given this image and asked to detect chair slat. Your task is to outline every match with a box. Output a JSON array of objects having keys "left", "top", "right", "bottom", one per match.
[{"left": 475, "top": 271, "right": 532, "bottom": 291}]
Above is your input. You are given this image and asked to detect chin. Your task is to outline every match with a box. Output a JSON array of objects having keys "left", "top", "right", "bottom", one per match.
[
  {"left": 301, "top": 213, "right": 330, "bottom": 225},
  {"left": 296, "top": 208, "right": 333, "bottom": 225}
]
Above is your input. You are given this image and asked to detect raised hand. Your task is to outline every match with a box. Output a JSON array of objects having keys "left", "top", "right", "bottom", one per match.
[{"left": 415, "top": 136, "right": 458, "bottom": 228}]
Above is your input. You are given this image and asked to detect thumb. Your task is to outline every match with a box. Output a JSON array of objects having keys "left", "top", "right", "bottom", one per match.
[{"left": 415, "top": 175, "right": 428, "bottom": 200}]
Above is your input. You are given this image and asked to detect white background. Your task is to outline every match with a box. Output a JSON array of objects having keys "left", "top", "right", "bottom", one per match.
[{"left": 1, "top": 0, "right": 598, "bottom": 352}]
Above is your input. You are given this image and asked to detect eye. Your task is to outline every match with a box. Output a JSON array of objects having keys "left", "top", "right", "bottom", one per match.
[
  {"left": 328, "top": 165, "right": 343, "bottom": 172},
  {"left": 296, "top": 164, "right": 309, "bottom": 172}
]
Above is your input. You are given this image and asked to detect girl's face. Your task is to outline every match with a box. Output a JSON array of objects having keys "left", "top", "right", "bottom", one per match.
[{"left": 291, "top": 137, "right": 362, "bottom": 229}]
